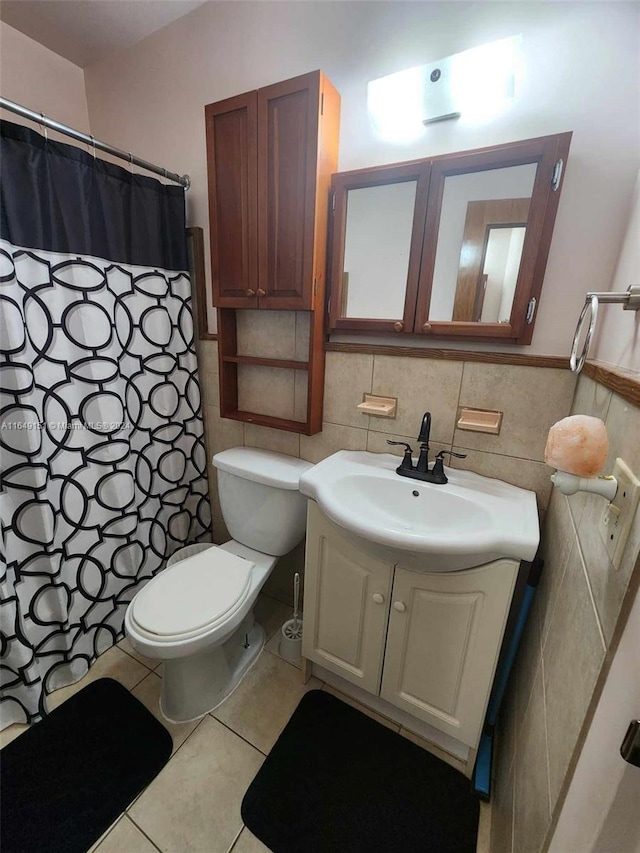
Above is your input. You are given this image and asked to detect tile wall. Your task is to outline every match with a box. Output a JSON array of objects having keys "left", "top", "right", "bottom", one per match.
[{"left": 489, "top": 375, "right": 640, "bottom": 853}]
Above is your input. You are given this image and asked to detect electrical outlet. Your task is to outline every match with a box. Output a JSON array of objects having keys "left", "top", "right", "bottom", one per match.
[{"left": 599, "top": 458, "right": 640, "bottom": 569}]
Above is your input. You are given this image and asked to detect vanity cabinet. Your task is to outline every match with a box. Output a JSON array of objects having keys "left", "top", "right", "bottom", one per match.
[
  {"left": 205, "top": 71, "right": 340, "bottom": 311},
  {"left": 302, "top": 502, "right": 518, "bottom": 749},
  {"left": 328, "top": 131, "right": 571, "bottom": 344}
]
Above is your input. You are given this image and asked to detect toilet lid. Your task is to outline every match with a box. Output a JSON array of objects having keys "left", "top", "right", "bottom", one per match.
[{"left": 131, "top": 546, "right": 254, "bottom": 637}]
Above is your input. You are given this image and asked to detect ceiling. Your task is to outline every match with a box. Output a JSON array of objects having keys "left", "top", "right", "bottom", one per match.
[{"left": 0, "top": 0, "right": 208, "bottom": 68}]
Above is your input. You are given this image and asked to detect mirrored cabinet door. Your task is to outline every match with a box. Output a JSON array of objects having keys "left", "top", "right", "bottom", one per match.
[
  {"left": 328, "top": 161, "right": 431, "bottom": 334},
  {"left": 327, "top": 133, "right": 571, "bottom": 345}
]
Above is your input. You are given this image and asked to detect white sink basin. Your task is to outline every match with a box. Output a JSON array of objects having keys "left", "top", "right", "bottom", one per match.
[{"left": 299, "top": 451, "right": 539, "bottom": 571}]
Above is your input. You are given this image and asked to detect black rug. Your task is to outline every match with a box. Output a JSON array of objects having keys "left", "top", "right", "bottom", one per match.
[
  {"left": 242, "top": 690, "right": 479, "bottom": 853},
  {"left": 1, "top": 677, "right": 172, "bottom": 853}
]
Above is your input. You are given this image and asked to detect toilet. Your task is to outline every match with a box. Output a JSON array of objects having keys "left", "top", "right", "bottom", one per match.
[{"left": 124, "top": 446, "right": 312, "bottom": 722}]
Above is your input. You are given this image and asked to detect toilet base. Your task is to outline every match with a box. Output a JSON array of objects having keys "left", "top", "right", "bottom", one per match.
[{"left": 159, "top": 613, "right": 265, "bottom": 723}]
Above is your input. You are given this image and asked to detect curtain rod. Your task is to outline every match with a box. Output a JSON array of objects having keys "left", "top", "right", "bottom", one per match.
[{"left": 0, "top": 96, "right": 190, "bottom": 190}]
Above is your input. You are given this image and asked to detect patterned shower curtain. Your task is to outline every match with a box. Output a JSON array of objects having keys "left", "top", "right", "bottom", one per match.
[{"left": 0, "top": 121, "right": 211, "bottom": 728}]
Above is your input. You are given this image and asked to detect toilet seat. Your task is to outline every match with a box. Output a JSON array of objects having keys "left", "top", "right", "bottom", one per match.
[{"left": 129, "top": 546, "right": 254, "bottom": 643}]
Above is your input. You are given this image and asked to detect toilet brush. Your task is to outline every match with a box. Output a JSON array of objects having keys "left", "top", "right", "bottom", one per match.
[{"left": 279, "top": 572, "right": 302, "bottom": 662}]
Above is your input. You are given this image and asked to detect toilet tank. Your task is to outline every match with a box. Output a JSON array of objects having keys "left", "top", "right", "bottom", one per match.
[{"left": 212, "top": 447, "right": 313, "bottom": 556}]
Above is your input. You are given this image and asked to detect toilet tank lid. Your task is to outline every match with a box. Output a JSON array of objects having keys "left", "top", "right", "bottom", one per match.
[{"left": 213, "top": 447, "right": 313, "bottom": 490}]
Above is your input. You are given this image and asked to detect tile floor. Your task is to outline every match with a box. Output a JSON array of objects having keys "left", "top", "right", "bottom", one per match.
[{"left": 1, "top": 592, "right": 490, "bottom": 853}]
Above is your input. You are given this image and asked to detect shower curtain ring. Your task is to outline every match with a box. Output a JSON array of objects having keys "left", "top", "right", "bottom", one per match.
[
  {"left": 89, "top": 135, "right": 96, "bottom": 159},
  {"left": 40, "top": 112, "right": 48, "bottom": 142},
  {"left": 129, "top": 152, "right": 134, "bottom": 175}
]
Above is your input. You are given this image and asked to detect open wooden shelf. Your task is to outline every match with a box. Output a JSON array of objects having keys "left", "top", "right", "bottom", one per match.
[{"left": 221, "top": 354, "right": 309, "bottom": 371}]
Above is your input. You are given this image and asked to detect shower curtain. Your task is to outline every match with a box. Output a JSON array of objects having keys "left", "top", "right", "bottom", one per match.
[{"left": 0, "top": 120, "right": 211, "bottom": 728}]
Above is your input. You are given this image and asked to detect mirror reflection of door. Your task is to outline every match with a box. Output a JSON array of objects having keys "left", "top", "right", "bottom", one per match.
[{"left": 453, "top": 199, "right": 530, "bottom": 322}]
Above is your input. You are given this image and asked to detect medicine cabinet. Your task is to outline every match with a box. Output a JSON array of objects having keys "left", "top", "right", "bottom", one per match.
[{"left": 327, "top": 132, "right": 571, "bottom": 344}]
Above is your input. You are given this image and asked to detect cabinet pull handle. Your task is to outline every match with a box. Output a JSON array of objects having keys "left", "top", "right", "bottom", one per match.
[
  {"left": 422, "top": 322, "right": 432, "bottom": 333},
  {"left": 393, "top": 601, "right": 406, "bottom": 613},
  {"left": 246, "top": 289, "right": 256, "bottom": 297},
  {"left": 393, "top": 321, "right": 404, "bottom": 332},
  {"left": 256, "top": 288, "right": 266, "bottom": 297},
  {"left": 372, "top": 593, "right": 385, "bottom": 605}
]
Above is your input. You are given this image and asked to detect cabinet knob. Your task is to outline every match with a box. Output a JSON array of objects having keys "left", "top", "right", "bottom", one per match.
[
  {"left": 372, "top": 593, "right": 385, "bottom": 605},
  {"left": 256, "top": 288, "right": 266, "bottom": 297},
  {"left": 393, "top": 321, "right": 404, "bottom": 332},
  {"left": 393, "top": 601, "right": 406, "bottom": 613},
  {"left": 422, "top": 322, "right": 432, "bottom": 333},
  {"left": 246, "top": 289, "right": 256, "bottom": 297}
]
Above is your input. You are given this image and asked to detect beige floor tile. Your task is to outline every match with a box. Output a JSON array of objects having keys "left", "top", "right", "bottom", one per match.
[
  {"left": 131, "top": 672, "right": 201, "bottom": 753},
  {"left": 46, "top": 646, "right": 150, "bottom": 712},
  {"left": 94, "top": 816, "right": 159, "bottom": 853},
  {"left": 213, "top": 651, "right": 321, "bottom": 754},
  {"left": 399, "top": 727, "right": 466, "bottom": 773},
  {"left": 322, "top": 685, "right": 399, "bottom": 732},
  {"left": 129, "top": 715, "right": 262, "bottom": 853},
  {"left": 253, "top": 594, "right": 292, "bottom": 642},
  {"left": 231, "top": 827, "right": 272, "bottom": 853},
  {"left": 88, "top": 816, "right": 123, "bottom": 853},
  {"left": 476, "top": 801, "right": 492, "bottom": 853},
  {"left": 118, "top": 635, "right": 161, "bottom": 670},
  {"left": 0, "top": 722, "right": 29, "bottom": 747}
]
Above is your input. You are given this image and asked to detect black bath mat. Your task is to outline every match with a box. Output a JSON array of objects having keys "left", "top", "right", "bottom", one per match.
[
  {"left": 1, "top": 677, "right": 172, "bottom": 853},
  {"left": 242, "top": 690, "right": 479, "bottom": 853}
]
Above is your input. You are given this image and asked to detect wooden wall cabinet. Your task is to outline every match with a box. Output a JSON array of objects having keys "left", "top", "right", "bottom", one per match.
[
  {"left": 302, "top": 502, "right": 518, "bottom": 751},
  {"left": 328, "top": 132, "right": 572, "bottom": 345},
  {"left": 205, "top": 71, "right": 340, "bottom": 434}
]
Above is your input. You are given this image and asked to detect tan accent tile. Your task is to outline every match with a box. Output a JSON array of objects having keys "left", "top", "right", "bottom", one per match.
[
  {"left": 543, "top": 542, "right": 606, "bottom": 808},
  {"left": 131, "top": 672, "right": 200, "bottom": 753},
  {"left": 294, "top": 312, "right": 311, "bottom": 361},
  {"left": 515, "top": 596, "right": 542, "bottom": 736},
  {"left": 365, "top": 429, "right": 450, "bottom": 460},
  {"left": 398, "top": 727, "right": 466, "bottom": 773},
  {"left": 253, "top": 593, "right": 292, "bottom": 641},
  {"left": 538, "top": 490, "right": 573, "bottom": 646},
  {"left": 491, "top": 761, "right": 514, "bottom": 853},
  {"left": 197, "top": 339, "right": 219, "bottom": 376},
  {"left": 497, "top": 678, "right": 517, "bottom": 787},
  {"left": 94, "top": 816, "right": 158, "bottom": 853},
  {"left": 513, "top": 667, "right": 550, "bottom": 853},
  {"left": 212, "top": 515, "right": 231, "bottom": 545},
  {"left": 209, "top": 476, "right": 222, "bottom": 518},
  {"left": 454, "top": 364, "right": 576, "bottom": 462},
  {"left": 231, "top": 827, "right": 271, "bottom": 853},
  {"left": 323, "top": 352, "right": 373, "bottom": 428},
  {"left": 212, "top": 651, "right": 321, "bottom": 754},
  {"left": 46, "top": 646, "right": 149, "bottom": 712},
  {"left": 0, "top": 722, "right": 29, "bottom": 748},
  {"left": 322, "top": 684, "right": 399, "bottom": 732},
  {"left": 293, "top": 370, "right": 308, "bottom": 423},
  {"left": 118, "top": 636, "right": 160, "bottom": 671},
  {"left": 236, "top": 310, "right": 296, "bottom": 359},
  {"left": 370, "top": 356, "right": 463, "bottom": 444},
  {"left": 477, "top": 801, "right": 492, "bottom": 853},
  {"left": 300, "top": 422, "right": 367, "bottom": 464},
  {"left": 237, "top": 365, "right": 295, "bottom": 419},
  {"left": 243, "top": 423, "right": 300, "bottom": 457},
  {"left": 204, "top": 405, "right": 244, "bottom": 456},
  {"left": 129, "top": 715, "right": 262, "bottom": 853},
  {"left": 450, "top": 448, "right": 553, "bottom": 510},
  {"left": 201, "top": 373, "right": 220, "bottom": 408}
]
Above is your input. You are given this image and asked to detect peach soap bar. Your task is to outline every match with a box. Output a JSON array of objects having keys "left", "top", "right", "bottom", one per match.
[{"left": 544, "top": 415, "right": 609, "bottom": 477}]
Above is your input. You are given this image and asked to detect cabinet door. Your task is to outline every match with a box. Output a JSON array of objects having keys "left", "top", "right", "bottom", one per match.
[
  {"left": 381, "top": 560, "right": 518, "bottom": 748},
  {"left": 257, "top": 71, "right": 330, "bottom": 310},
  {"left": 302, "top": 503, "right": 392, "bottom": 693},
  {"left": 205, "top": 92, "right": 258, "bottom": 308}
]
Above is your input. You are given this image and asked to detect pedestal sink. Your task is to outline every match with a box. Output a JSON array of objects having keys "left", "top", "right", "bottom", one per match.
[{"left": 299, "top": 451, "right": 539, "bottom": 571}]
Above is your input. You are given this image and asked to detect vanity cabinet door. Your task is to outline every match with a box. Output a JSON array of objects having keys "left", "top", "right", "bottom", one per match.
[
  {"left": 205, "top": 91, "right": 259, "bottom": 308},
  {"left": 302, "top": 502, "right": 392, "bottom": 694},
  {"left": 380, "top": 560, "right": 518, "bottom": 748}
]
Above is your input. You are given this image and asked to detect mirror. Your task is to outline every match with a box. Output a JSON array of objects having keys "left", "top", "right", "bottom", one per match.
[
  {"left": 429, "top": 164, "right": 536, "bottom": 321},
  {"left": 342, "top": 181, "right": 417, "bottom": 319},
  {"left": 328, "top": 132, "right": 571, "bottom": 344}
]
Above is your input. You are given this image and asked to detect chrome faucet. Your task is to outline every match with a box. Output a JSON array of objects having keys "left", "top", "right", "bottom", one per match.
[{"left": 387, "top": 411, "right": 467, "bottom": 484}]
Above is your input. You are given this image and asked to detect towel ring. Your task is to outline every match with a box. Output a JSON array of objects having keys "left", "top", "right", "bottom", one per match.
[{"left": 570, "top": 295, "right": 598, "bottom": 374}]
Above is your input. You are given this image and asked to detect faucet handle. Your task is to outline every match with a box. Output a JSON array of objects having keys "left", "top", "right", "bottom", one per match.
[
  {"left": 386, "top": 440, "right": 414, "bottom": 471},
  {"left": 435, "top": 449, "right": 467, "bottom": 460}
]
